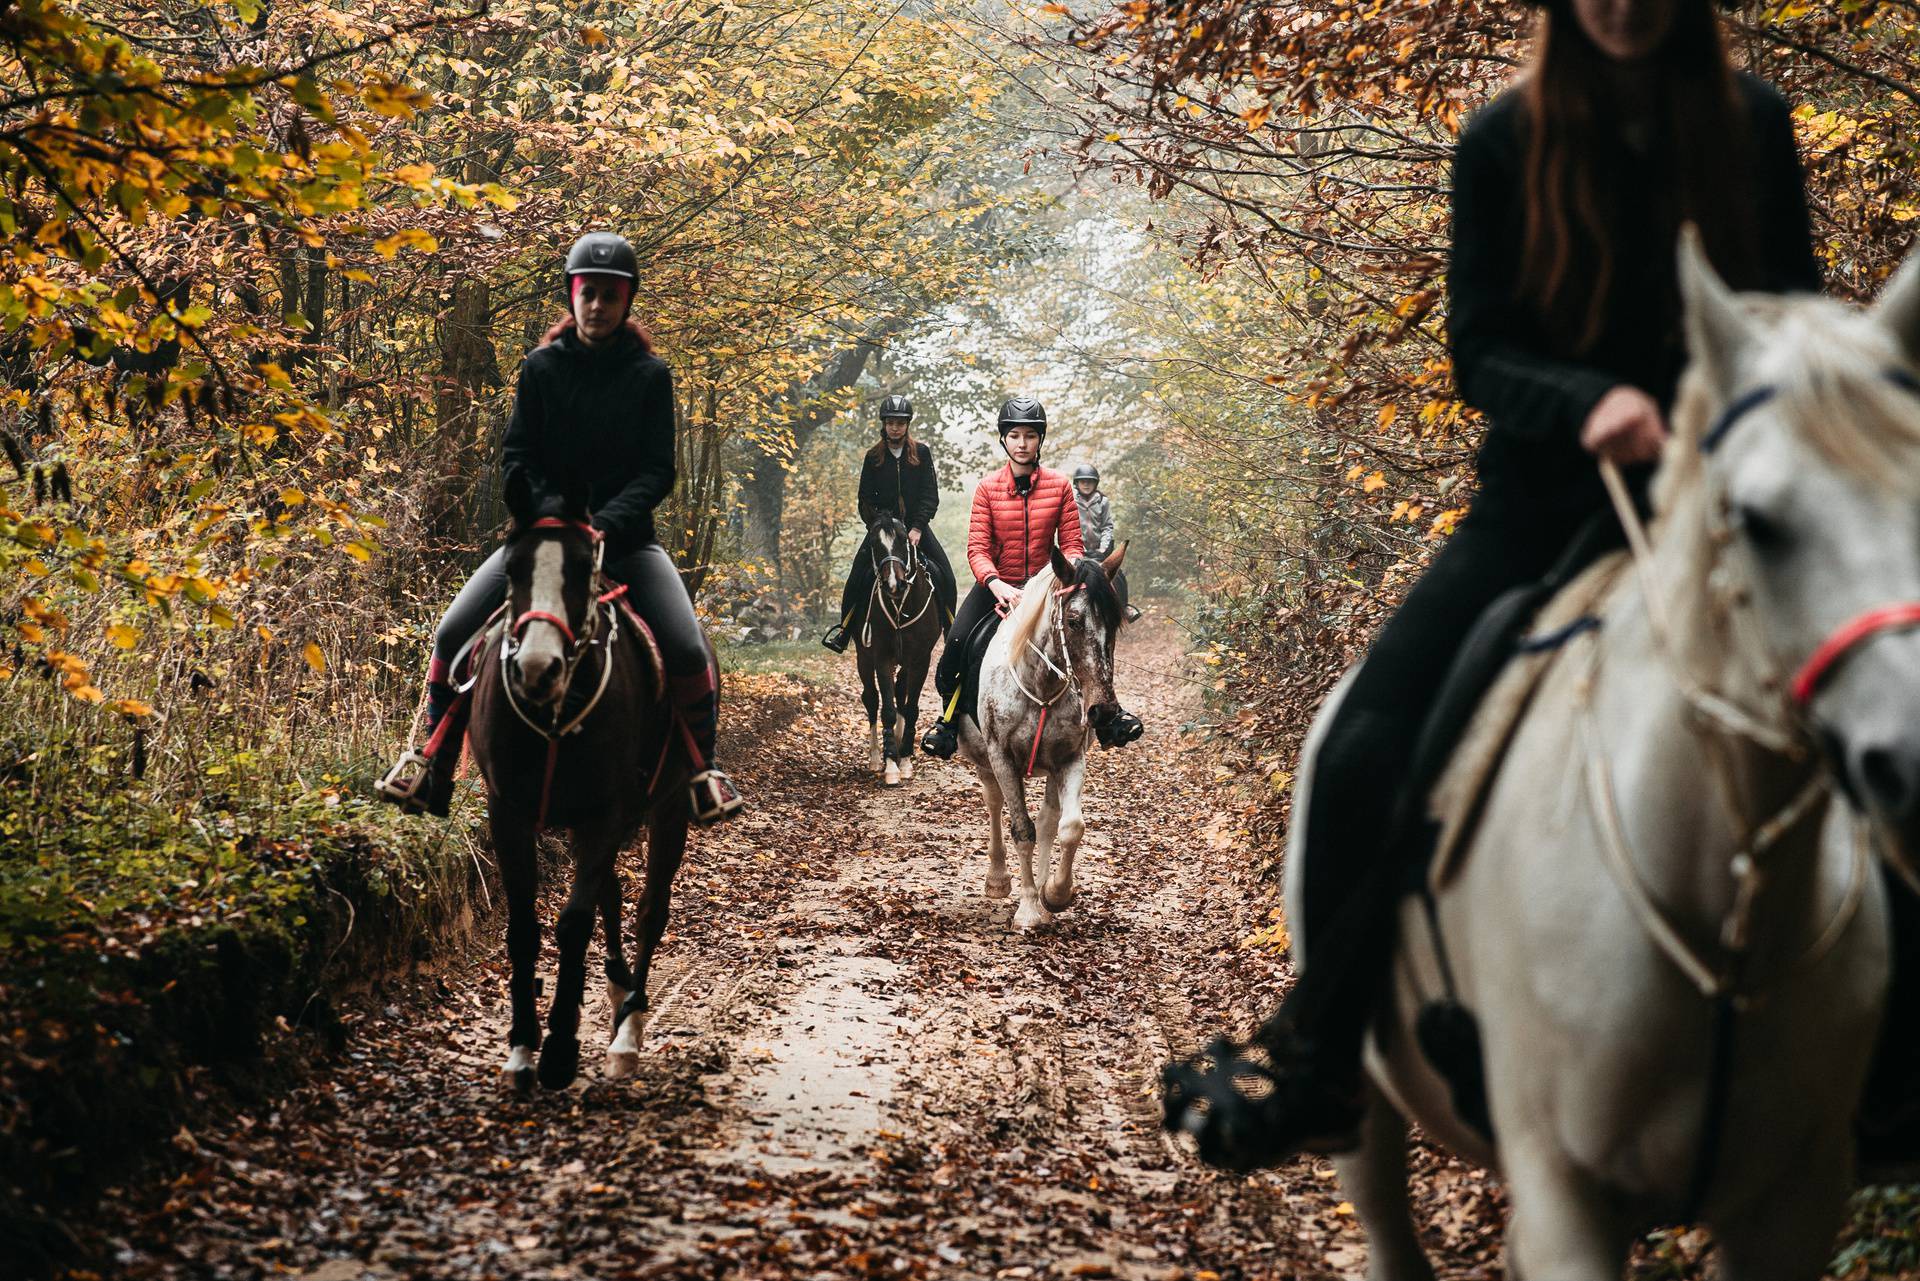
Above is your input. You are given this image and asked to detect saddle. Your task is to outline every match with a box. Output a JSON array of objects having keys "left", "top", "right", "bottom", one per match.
[{"left": 951, "top": 610, "right": 1005, "bottom": 727}]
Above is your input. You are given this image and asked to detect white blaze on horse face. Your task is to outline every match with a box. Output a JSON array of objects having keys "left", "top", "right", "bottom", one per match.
[
  {"left": 514, "top": 539, "right": 570, "bottom": 703},
  {"left": 877, "top": 527, "right": 901, "bottom": 593}
]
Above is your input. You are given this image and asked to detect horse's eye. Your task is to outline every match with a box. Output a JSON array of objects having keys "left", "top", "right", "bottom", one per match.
[{"left": 1733, "top": 503, "right": 1791, "bottom": 555}]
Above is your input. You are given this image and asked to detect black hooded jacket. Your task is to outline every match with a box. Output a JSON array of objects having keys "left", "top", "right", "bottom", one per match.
[
  {"left": 858, "top": 442, "right": 940, "bottom": 533},
  {"left": 1449, "top": 73, "right": 1821, "bottom": 523},
  {"left": 500, "top": 326, "right": 675, "bottom": 552}
]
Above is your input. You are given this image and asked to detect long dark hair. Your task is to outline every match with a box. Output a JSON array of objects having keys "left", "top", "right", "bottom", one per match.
[
  {"left": 1520, "top": 1, "right": 1758, "bottom": 352},
  {"left": 540, "top": 314, "right": 655, "bottom": 353},
  {"left": 866, "top": 427, "right": 923, "bottom": 467}
]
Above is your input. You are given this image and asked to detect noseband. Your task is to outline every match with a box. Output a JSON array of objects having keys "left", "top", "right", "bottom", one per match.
[{"left": 1706, "top": 369, "right": 1920, "bottom": 708}]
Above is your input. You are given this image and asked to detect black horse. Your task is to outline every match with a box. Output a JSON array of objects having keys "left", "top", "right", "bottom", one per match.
[
  {"left": 467, "top": 477, "right": 696, "bottom": 1091},
  {"left": 853, "top": 514, "right": 941, "bottom": 785}
]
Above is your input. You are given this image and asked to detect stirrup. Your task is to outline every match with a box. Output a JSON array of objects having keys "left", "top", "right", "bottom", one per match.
[
  {"left": 821, "top": 624, "right": 852, "bottom": 654},
  {"left": 1161, "top": 1030, "right": 1364, "bottom": 1172},
  {"left": 689, "top": 768, "right": 744, "bottom": 825},
  {"left": 921, "top": 722, "right": 958, "bottom": 759},
  {"left": 376, "top": 748, "right": 433, "bottom": 810}
]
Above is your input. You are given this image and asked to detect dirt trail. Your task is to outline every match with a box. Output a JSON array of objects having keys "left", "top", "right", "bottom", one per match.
[{"left": 90, "top": 613, "right": 1508, "bottom": 1280}]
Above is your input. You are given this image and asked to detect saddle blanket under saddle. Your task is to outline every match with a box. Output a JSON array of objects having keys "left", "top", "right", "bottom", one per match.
[{"left": 1425, "top": 550, "right": 1629, "bottom": 888}]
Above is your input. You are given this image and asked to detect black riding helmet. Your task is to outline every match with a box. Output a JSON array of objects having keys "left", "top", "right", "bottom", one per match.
[
  {"left": 563, "top": 232, "right": 638, "bottom": 301},
  {"left": 1072, "top": 463, "right": 1099, "bottom": 485},
  {"left": 879, "top": 394, "right": 913, "bottom": 422},
  {"left": 997, "top": 396, "right": 1046, "bottom": 440}
]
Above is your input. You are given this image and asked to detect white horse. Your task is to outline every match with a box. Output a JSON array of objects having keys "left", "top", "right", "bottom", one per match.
[
  {"left": 1283, "top": 236, "right": 1920, "bottom": 1280},
  {"left": 960, "top": 545, "right": 1129, "bottom": 931}
]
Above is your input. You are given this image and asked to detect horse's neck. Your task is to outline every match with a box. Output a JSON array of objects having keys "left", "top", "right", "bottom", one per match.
[{"left": 1590, "top": 496, "right": 1831, "bottom": 966}]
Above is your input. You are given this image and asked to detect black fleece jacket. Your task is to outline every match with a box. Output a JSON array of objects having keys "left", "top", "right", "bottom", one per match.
[
  {"left": 500, "top": 328, "right": 675, "bottom": 553},
  {"left": 858, "top": 443, "right": 941, "bottom": 533},
  {"left": 1449, "top": 73, "right": 1821, "bottom": 522}
]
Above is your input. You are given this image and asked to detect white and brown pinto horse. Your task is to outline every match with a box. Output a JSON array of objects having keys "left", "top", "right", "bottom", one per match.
[
  {"left": 959, "top": 544, "right": 1128, "bottom": 931},
  {"left": 1283, "top": 236, "right": 1920, "bottom": 1280}
]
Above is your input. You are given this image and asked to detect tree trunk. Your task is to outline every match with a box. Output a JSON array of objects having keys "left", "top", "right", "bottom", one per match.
[{"left": 432, "top": 276, "right": 502, "bottom": 543}]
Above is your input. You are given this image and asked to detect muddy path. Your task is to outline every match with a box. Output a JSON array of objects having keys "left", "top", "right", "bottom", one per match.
[{"left": 89, "top": 612, "right": 1510, "bottom": 1281}]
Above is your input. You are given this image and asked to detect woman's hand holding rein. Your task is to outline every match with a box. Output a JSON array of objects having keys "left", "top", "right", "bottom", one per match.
[{"left": 1580, "top": 385, "right": 1669, "bottom": 465}]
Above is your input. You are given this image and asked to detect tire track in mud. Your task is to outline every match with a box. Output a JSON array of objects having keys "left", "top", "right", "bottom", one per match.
[{"left": 89, "top": 614, "right": 1505, "bottom": 1281}]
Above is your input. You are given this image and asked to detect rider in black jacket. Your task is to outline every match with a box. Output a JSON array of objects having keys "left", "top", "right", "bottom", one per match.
[
  {"left": 379, "top": 232, "right": 743, "bottom": 825},
  {"left": 822, "top": 395, "right": 957, "bottom": 652},
  {"left": 1164, "top": 0, "right": 1827, "bottom": 1169}
]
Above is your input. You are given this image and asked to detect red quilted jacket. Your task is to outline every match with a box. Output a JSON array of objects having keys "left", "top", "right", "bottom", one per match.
[{"left": 966, "top": 464, "right": 1085, "bottom": 586}]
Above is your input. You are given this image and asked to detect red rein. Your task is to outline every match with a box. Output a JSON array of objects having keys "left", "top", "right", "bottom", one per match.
[{"left": 1792, "top": 602, "right": 1920, "bottom": 707}]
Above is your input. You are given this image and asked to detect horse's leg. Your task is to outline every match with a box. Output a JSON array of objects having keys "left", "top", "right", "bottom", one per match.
[
  {"left": 600, "top": 869, "right": 631, "bottom": 1031},
  {"left": 1711, "top": 1132, "right": 1854, "bottom": 1281},
  {"left": 859, "top": 650, "right": 882, "bottom": 773},
  {"left": 977, "top": 764, "right": 1012, "bottom": 899},
  {"left": 880, "top": 652, "right": 901, "bottom": 786},
  {"left": 540, "top": 821, "right": 620, "bottom": 1090},
  {"left": 1033, "top": 768, "right": 1062, "bottom": 905},
  {"left": 609, "top": 803, "right": 689, "bottom": 1078},
  {"left": 989, "top": 748, "right": 1049, "bottom": 932},
  {"left": 1335, "top": 1085, "right": 1434, "bottom": 1281},
  {"left": 896, "top": 639, "right": 930, "bottom": 780},
  {"left": 1502, "top": 1141, "right": 1631, "bottom": 1281},
  {"left": 494, "top": 807, "right": 541, "bottom": 1092},
  {"left": 1041, "top": 753, "right": 1086, "bottom": 913}
]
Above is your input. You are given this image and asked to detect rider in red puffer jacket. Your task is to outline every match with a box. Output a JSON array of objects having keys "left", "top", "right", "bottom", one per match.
[{"left": 920, "top": 396, "right": 1145, "bottom": 759}]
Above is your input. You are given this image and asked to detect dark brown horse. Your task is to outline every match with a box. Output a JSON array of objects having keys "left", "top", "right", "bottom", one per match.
[
  {"left": 854, "top": 513, "right": 941, "bottom": 786},
  {"left": 468, "top": 478, "right": 693, "bottom": 1091}
]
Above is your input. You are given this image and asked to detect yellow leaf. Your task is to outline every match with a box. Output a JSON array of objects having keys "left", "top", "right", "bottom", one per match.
[
  {"left": 1378, "top": 403, "right": 1398, "bottom": 429},
  {"left": 106, "top": 624, "right": 139, "bottom": 649},
  {"left": 111, "top": 698, "right": 155, "bottom": 719},
  {"left": 581, "top": 25, "right": 609, "bottom": 46},
  {"left": 373, "top": 229, "right": 439, "bottom": 259},
  {"left": 303, "top": 642, "right": 326, "bottom": 673},
  {"left": 70, "top": 684, "right": 105, "bottom": 704},
  {"left": 1361, "top": 471, "right": 1387, "bottom": 494}
]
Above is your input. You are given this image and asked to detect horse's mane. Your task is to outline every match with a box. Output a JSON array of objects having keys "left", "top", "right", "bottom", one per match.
[
  {"left": 1003, "top": 565, "right": 1057, "bottom": 658},
  {"left": 1669, "top": 295, "right": 1920, "bottom": 493},
  {"left": 1003, "top": 557, "right": 1123, "bottom": 658}
]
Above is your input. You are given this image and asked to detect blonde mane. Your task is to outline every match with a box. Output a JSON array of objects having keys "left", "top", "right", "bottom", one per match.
[
  {"left": 1003, "top": 564, "right": 1059, "bottom": 658},
  {"left": 1668, "top": 294, "right": 1920, "bottom": 493}
]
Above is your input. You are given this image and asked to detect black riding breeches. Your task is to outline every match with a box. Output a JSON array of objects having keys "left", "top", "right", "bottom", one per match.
[
  {"left": 935, "top": 582, "right": 1002, "bottom": 699},
  {"left": 1285, "top": 505, "right": 1611, "bottom": 1057},
  {"left": 841, "top": 531, "right": 957, "bottom": 630},
  {"left": 429, "top": 542, "right": 708, "bottom": 685}
]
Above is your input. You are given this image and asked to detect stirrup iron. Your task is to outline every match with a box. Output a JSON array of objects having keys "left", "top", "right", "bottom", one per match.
[
  {"left": 376, "top": 748, "right": 433, "bottom": 809},
  {"left": 689, "top": 768, "right": 744, "bottom": 825}
]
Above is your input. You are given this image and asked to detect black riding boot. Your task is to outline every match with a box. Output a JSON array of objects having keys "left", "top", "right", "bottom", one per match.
[{"left": 675, "top": 676, "right": 744, "bottom": 825}]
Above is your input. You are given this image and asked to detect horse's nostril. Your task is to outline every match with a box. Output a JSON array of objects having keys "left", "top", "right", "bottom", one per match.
[{"left": 1860, "top": 745, "right": 1920, "bottom": 823}]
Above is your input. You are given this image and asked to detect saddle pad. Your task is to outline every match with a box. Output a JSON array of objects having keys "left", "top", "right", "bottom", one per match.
[{"left": 1428, "top": 550, "right": 1628, "bottom": 889}]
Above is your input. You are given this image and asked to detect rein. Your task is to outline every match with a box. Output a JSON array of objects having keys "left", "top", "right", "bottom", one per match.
[{"left": 1012, "top": 582, "right": 1084, "bottom": 777}]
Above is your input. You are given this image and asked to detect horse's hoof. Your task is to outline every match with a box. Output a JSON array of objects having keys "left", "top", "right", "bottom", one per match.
[
  {"left": 1013, "top": 901, "right": 1054, "bottom": 932},
  {"left": 900, "top": 757, "right": 915, "bottom": 780},
  {"left": 986, "top": 873, "right": 1012, "bottom": 899},
  {"left": 869, "top": 755, "right": 885, "bottom": 774},
  {"left": 605, "top": 1047, "right": 640, "bottom": 1080},
  {"left": 883, "top": 761, "right": 901, "bottom": 786},
  {"left": 539, "top": 1034, "right": 580, "bottom": 1089},
  {"left": 504, "top": 1045, "right": 536, "bottom": 1095},
  {"left": 1043, "top": 882, "right": 1076, "bottom": 912}
]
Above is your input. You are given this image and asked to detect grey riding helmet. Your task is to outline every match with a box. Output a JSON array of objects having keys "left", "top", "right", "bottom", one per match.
[
  {"left": 563, "top": 232, "right": 638, "bottom": 299},
  {"left": 879, "top": 394, "right": 913, "bottom": 422},
  {"left": 1072, "top": 463, "right": 1099, "bottom": 485}
]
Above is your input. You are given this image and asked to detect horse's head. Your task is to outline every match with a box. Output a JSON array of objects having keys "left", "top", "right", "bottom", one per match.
[
  {"left": 1047, "top": 542, "right": 1128, "bottom": 730},
  {"left": 867, "top": 514, "right": 919, "bottom": 601},
  {"left": 501, "top": 469, "right": 602, "bottom": 711},
  {"left": 1675, "top": 232, "right": 1920, "bottom": 849}
]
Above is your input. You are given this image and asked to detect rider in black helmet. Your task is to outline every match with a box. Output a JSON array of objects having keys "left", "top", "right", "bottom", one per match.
[
  {"left": 378, "top": 231, "right": 744, "bottom": 825},
  {"left": 920, "top": 397, "right": 1145, "bottom": 760},
  {"left": 822, "top": 394, "right": 957, "bottom": 653}
]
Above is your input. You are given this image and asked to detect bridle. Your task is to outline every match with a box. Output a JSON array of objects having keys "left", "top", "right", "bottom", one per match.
[
  {"left": 502, "top": 517, "right": 616, "bottom": 739},
  {"left": 864, "top": 530, "right": 933, "bottom": 640}
]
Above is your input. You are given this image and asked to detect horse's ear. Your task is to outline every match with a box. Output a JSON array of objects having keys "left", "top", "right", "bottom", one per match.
[
  {"left": 1050, "top": 545, "right": 1074, "bottom": 583},
  {"left": 1101, "top": 539, "right": 1128, "bottom": 578},
  {"left": 1874, "top": 239, "right": 1920, "bottom": 368},
  {"left": 1679, "top": 224, "right": 1758, "bottom": 398},
  {"left": 503, "top": 467, "right": 535, "bottom": 529}
]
